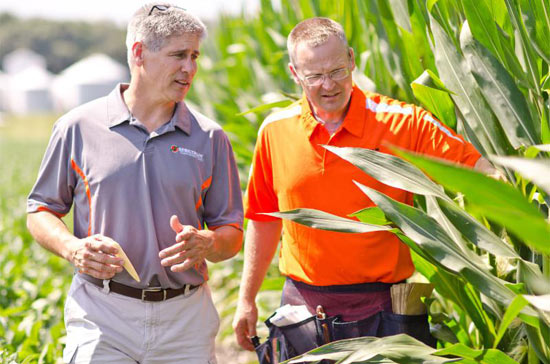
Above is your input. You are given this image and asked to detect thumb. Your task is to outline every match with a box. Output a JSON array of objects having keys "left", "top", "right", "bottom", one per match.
[{"left": 170, "top": 215, "right": 184, "bottom": 233}]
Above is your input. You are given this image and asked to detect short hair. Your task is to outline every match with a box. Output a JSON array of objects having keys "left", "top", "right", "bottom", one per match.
[
  {"left": 287, "top": 17, "right": 348, "bottom": 66},
  {"left": 126, "top": 3, "right": 207, "bottom": 66}
]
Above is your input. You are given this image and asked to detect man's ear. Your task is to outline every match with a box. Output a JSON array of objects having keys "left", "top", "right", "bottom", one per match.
[
  {"left": 132, "top": 42, "right": 144, "bottom": 66},
  {"left": 348, "top": 47, "right": 356, "bottom": 72},
  {"left": 288, "top": 63, "right": 301, "bottom": 85}
]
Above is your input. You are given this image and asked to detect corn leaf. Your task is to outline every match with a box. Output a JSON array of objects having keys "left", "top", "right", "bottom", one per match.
[
  {"left": 323, "top": 145, "right": 448, "bottom": 199},
  {"left": 263, "top": 208, "right": 392, "bottom": 233},
  {"left": 286, "top": 334, "right": 455, "bottom": 364},
  {"left": 430, "top": 14, "right": 508, "bottom": 156},
  {"left": 460, "top": 21, "right": 540, "bottom": 148},
  {"left": 412, "top": 78, "right": 457, "bottom": 129},
  {"left": 435, "top": 343, "right": 520, "bottom": 364},
  {"left": 490, "top": 156, "right": 550, "bottom": 195},
  {"left": 394, "top": 149, "right": 550, "bottom": 255}
]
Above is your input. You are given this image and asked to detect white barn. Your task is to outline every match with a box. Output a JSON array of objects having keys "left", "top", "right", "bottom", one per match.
[
  {"left": 3, "top": 48, "right": 47, "bottom": 75},
  {"left": 52, "top": 54, "right": 129, "bottom": 111},
  {"left": 6, "top": 65, "right": 54, "bottom": 114}
]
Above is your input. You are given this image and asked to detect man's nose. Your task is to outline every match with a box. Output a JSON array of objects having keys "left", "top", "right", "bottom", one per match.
[
  {"left": 180, "top": 58, "right": 195, "bottom": 73},
  {"left": 320, "top": 74, "right": 336, "bottom": 88}
]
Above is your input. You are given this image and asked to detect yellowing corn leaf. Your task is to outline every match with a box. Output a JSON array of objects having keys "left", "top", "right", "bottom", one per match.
[{"left": 112, "top": 242, "right": 140, "bottom": 282}]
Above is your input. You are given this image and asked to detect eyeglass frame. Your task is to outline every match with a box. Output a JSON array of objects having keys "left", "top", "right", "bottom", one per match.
[
  {"left": 148, "top": 4, "right": 186, "bottom": 16},
  {"left": 294, "top": 66, "right": 352, "bottom": 87}
]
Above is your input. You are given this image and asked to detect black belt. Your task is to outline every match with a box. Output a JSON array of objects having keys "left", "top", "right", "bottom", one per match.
[
  {"left": 80, "top": 275, "right": 201, "bottom": 302},
  {"left": 287, "top": 277, "right": 403, "bottom": 293}
]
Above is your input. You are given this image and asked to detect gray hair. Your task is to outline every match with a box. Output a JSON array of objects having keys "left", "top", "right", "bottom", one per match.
[
  {"left": 126, "top": 3, "right": 207, "bottom": 66},
  {"left": 287, "top": 17, "right": 348, "bottom": 66}
]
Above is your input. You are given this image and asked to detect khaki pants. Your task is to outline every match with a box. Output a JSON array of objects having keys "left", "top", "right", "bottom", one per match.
[{"left": 63, "top": 275, "right": 219, "bottom": 364}]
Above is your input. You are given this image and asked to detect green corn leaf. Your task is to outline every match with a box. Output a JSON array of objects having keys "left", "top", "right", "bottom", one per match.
[
  {"left": 286, "top": 334, "right": 456, "bottom": 363},
  {"left": 263, "top": 208, "right": 392, "bottom": 233},
  {"left": 322, "top": 145, "right": 448, "bottom": 199},
  {"left": 412, "top": 75, "right": 457, "bottom": 129},
  {"left": 503, "top": 0, "right": 541, "bottom": 95},
  {"left": 412, "top": 251, "right": 497, "bottom": 346},
  {"left": 518, "top": 260, "right": 550, "bottom": 296},
  {"left": 430, "top": 14, "right": 508, "bottom": 156},
  {"left": 460, "top": 21, "right": 540, "bottom": 148},
  {"left": 490, "top": 156, "right": 550, "bottom": 195},
  {"left": 437, "top": 199, "right": 519, "bottom": 258},
  {"left": 462, "top": 0, "right": 506, "bottom": 65},
  {"left": 435, "top": 343, "right": 520, "bottom": 364},
  {"left": 349, "top": 207, "right": 392, "bottom": 225},
  {"left": 394, "top": 148, "right": 550, "bottom": 255},
  {"left": 519, "top": 0, "right": 550, "bottom": 65},
  {"left": 236, "top": 99, "right": 294, "bottom": 116},
  {"left": 355, "top": 182, "right": 515, "bottom": 302},
  {"left": 493, "top": 295, "right": 529, "bottom": 348},
  {"left": 388, "top": 0, "right": 412, "bottom": 32}
]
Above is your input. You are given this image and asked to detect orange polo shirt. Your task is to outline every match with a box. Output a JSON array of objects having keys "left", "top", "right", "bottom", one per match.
[{"left": 245, "top": 86, "right": 481, "bottom": 286}]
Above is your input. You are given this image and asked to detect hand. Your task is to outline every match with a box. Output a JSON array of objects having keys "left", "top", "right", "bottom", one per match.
[
  {"left": 159, "top": 215, "right": 214, "bottom": 272},
  {"left": 68, "top": 235, "right": 124, "bottom": 279},
  {"left": 232, "top": 300, "right": 259, "bottom": 351}
]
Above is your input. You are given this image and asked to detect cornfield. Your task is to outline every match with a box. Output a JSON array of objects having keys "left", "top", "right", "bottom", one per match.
[{"left": 1, "top": 0, "right": 549, "bottom": 363}]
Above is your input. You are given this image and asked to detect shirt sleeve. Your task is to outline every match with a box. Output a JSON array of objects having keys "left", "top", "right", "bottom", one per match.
[
  {"left": 27, "top": 119, "right": 76, "bottom": 217},
  {"left": 244, "top": 125, "right": 280, "bottom": 221},
  {"left": 202, "top": 130, "right": 244, "bottom": 230},
  {"left": 411, "top": 107, "right": 481, "bottom": 167}
]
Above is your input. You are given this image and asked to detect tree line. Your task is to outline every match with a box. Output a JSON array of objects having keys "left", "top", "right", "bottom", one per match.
[{"left": 0, "top": 12, "right": 127, "bottom": 74}]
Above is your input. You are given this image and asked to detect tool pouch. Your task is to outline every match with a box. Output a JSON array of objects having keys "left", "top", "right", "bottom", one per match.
[{"left": 255, "top": 311, "right": 434, "bottom": 364}]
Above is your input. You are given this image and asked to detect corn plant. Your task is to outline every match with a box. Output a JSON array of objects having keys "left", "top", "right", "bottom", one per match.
[{"left": 254, "top": 0, "right": 550, "bottom": 362}]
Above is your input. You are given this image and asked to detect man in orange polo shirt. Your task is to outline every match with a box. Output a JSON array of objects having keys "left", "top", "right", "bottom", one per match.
[{"left": 233, "top": 17, "right": 497, "bottom": 355}]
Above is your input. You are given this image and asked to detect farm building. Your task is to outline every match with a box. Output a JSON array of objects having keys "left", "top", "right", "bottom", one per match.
[
  {"left": 52, "top": 53, "right": 129, "bottom": 111},
  {"left": 5, "top": 65, "right": 54, "bottom": 114}
]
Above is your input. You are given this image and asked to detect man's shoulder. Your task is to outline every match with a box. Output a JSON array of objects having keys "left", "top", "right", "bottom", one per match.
[
  {"left": 187, "top": 105, "right": 223, "bottom": 133},
  {"left": 259, "top": 102, "right": 302, "bottom": 134},
  {"left": 363, "top": 91, "right": 417, "bottom": 117}
]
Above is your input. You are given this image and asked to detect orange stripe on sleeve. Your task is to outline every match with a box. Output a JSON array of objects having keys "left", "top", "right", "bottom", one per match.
[
  {"left": 37, "top": 206, "right": 67, "bottom": 218},
  {"left": 201, "top": 176, "right": 212, "bottom": 190},
  {"left": 195, "top": 197, "right": 203, "bottom": 211},
  {"left": 195, "top": 176, "right": 213, "bottom": 211},
  {"left": 70, "top": 159, "right": 93, "bottom": 236}
]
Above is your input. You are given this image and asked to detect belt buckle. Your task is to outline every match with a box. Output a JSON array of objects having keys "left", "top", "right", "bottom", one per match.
[{"left": 141, "top": 287, "right": 167, "bottom": 301}]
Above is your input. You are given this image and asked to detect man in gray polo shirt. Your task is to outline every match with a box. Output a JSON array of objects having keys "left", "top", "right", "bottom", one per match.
[{"left": 26, "top": 3, "right": 243, "bottom": 363}]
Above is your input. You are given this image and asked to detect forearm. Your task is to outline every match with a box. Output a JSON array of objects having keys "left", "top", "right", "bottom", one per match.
[
  {"left": 26, "top": 211, "right": 77, "bottom": 262},
  {"left": 238, "top": 219, "right": 282, "bottom": 304},
  {"left": 205, "top": 225, "right": 244, "bottom": 263}
]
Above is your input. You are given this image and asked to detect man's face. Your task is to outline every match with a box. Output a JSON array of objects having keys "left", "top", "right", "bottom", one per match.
[
  {"left": 140, "top": 34, "right": 200, "bottom": 103},
  {"left": 290, "top": 35, "right": 355, "bottom": 117}
]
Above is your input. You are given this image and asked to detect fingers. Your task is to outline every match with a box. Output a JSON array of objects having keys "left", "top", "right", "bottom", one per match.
[
  {"left": 170, "top": 215, "right": 184, "bottom": 234},
  {"left": 233, "top": 304, "right": 258, "bottom": 351},
  {"left": 86, "top": 235, "right": 121, "bottom": 258},
  {"left": 70, "top": 235, "right": 124, "bottom": 280},
  {"left": 160, "top": 224, "right": 214, "bottom": 272}
]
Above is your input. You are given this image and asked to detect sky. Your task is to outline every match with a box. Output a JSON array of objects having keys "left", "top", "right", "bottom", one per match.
[{"left": 0, "top": 0, "right": 260, "bottom": 24}]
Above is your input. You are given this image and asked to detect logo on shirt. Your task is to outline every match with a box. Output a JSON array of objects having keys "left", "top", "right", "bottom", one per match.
[{"left": 170, "top": 145, "right": 204, "bottom": 161}]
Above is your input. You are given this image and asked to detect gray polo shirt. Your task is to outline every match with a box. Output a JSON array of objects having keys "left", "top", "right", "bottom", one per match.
[{"left": 28, "top": 84, "right": 243, "bottom": 288}]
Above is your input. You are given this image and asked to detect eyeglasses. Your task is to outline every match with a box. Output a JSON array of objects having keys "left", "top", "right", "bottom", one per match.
[
  {"left": 148, "top": 4, "right": 186, "bottom": 16},
  {"left": 296, "top": 67, "right": 351, "bottom": 86}
]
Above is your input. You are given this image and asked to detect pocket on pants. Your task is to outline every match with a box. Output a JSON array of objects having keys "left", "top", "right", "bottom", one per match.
[
  {"left": 332, "top": 312, "right": 381, "bottom": 341},
  {"left": 379, "top": 312, "right": 436, "bottom": 347}
]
